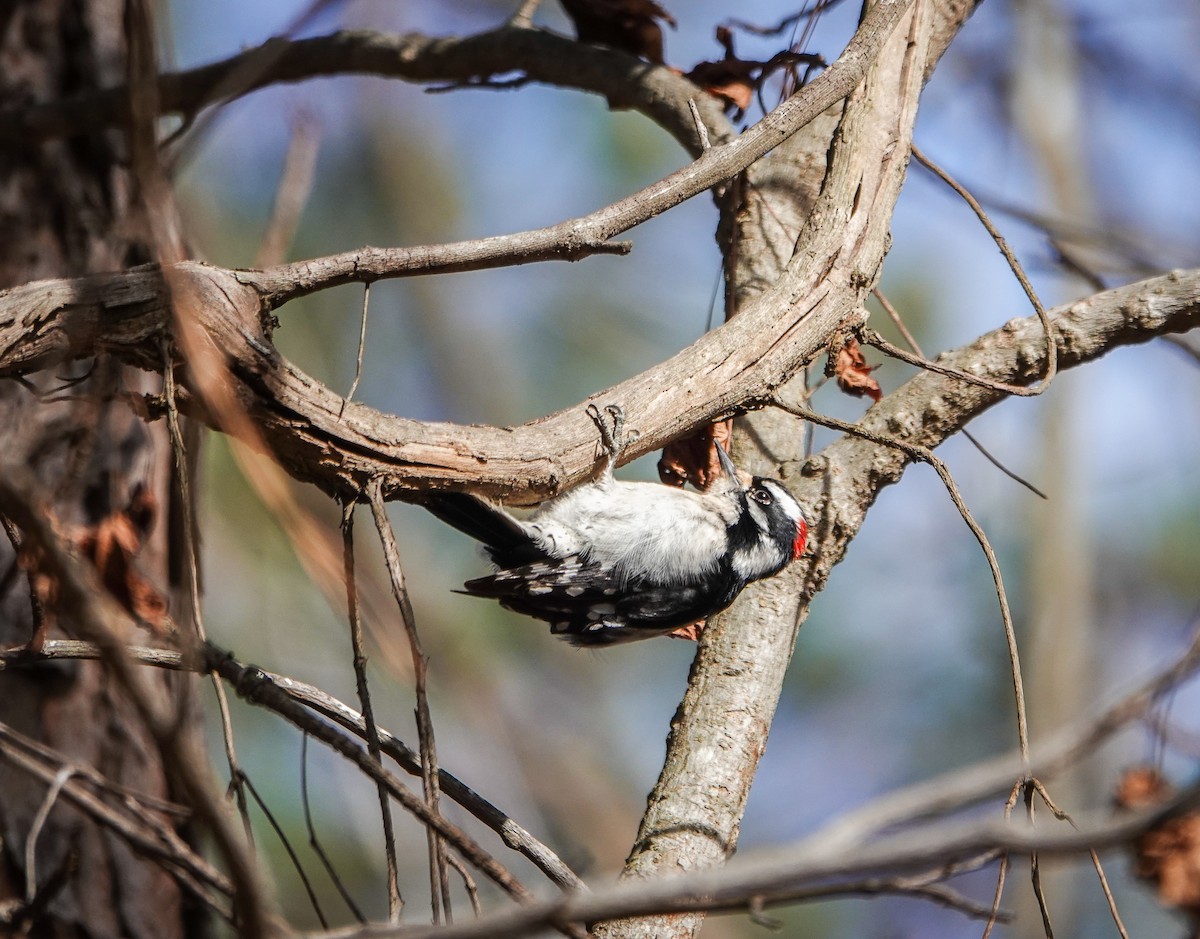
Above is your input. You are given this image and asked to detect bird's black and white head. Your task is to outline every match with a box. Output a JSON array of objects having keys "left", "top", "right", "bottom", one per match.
[{"left": 713, "top": 444, "right": 808, "bottom": 585}]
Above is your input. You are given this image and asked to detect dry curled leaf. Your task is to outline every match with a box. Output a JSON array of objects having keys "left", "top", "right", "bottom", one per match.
[
  {"left": 686, "top": 27, "right": 757, "bottom": 113},
  {"left": 74, "top": 485, "right": 169, "bottom": 630},
  {"left": 559, "top": 0, "right": 676, "bottom": 65},
  {"left": 668, "top": 620, "right": 705, "bottom": 642},
  {"left": 658, "top": 419, "right": 733, "bottom": 490},
  {"left": 13, "top": 486, "right": 168, "bottom": 640},
  {"left": 1115, "top": 766, "right": 1200, "bottom": 919},
  {"left": 833, "top": 337, "right": 882, "bottom": 402},
  {"left": 686, "top": 26, "right": 826, "bottom": 118}
]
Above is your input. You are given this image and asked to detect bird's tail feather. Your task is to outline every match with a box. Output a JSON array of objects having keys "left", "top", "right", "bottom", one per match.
[{"left": 421, "top": 493, "right": 542, "bottom": 566}]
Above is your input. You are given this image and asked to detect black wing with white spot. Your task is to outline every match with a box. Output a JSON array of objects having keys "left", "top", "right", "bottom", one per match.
[{"left": 462, "top": 555, "right": 737, "bottom": 646}]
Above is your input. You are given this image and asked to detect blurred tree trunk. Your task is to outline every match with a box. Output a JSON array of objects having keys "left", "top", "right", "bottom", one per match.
[
  {"left": 1012, "top": 0, "right": 1097, "bottom": 931},
  {"left": 0, "top": 2, "right": 191, "bottom": 936}
]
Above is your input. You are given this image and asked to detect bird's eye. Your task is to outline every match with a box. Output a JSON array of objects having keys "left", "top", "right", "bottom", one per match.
[{"left": 751, "top": 488, "right": 773, "bottom": 505}]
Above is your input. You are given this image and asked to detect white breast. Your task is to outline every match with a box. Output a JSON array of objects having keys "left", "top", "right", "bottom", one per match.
[{"left": 527, "top": 480, "right": 736, "bottom": 582}]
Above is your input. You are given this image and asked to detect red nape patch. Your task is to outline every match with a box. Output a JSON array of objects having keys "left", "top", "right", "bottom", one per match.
[{"left": 793, "top": 519, "right": 808, "bottom": 559}]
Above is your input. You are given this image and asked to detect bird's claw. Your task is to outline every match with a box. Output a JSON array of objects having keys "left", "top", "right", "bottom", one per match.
[{"left": 586, "top": 403, "right": 633, "bottom": 478}]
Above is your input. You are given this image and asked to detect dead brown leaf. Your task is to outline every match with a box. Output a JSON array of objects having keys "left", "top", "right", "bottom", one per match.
[
  {"left": 559, "top": 0, "right": 676, "bottom": 65},
  {"left": 74, "top": 486, "right": 169, "bottom": 630},
  {"left": 833, "top": 338, "right": 882, "bottom": 402},
  {"left": 686, "top": 26, "right": 826, "bottom": 118},
  {"left": 10, "top": 486, "right": 169, "bottom": 643},
  {"left": 686, "top": 27, "right": 756, "bottom": 112},
  {"left": 1116, "top": 767, "right": 1200, "bottom": 918},
  {"left": 667, "top": 620, "right": 705, "bottom": 642},
  {"left": 658, "top": 420, "right": 733, "bottom": 490}
]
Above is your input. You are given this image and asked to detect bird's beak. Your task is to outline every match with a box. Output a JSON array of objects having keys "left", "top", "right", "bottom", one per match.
[
  {"left": 714, "top": 441, "right": 734, "bottom": 473},
  {"left": 714, "top": 442, "right": 743, "bottom": 488}
]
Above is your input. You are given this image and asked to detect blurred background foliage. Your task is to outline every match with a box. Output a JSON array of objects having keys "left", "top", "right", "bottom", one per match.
[{"left": 164, "top": 0, "right": 1200, "bottom": 934}]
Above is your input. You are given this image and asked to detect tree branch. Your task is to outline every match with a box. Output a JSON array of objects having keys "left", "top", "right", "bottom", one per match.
[
  {"left": 0, "top": 1, "right": 918, "bottom": 506},
  {"left": 310, "top": 779, "right": 1200, "bottom": 939},
  {"left": 0, "top": 26, "right": 733, "bottom": 152}
]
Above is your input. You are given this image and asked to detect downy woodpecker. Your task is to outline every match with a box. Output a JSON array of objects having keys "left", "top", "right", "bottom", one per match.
[{"left": 423, "top": 405, "right": 807, "bottom": 646}]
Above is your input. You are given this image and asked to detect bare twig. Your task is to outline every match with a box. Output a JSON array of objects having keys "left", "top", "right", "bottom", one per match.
[
  {"left": 279, "top": 672, "right": 585, "bottom": 894},
  {"left": 344, "top": 283, "right": 371, "bottom": 407},
  {"left": 982, "top": 780, "right": 1023, "bottom": 939},
  {"left": 687, "top": 99, "right": 711, "bottom": 151},
  {"left": 0, "top": 722, "right": 234, "bottom": 919},
  {"left": 367, "top": 479, "right": 451, "bottom": 924},
  {"left": 302, "top": 777, "right": 1200, "bottom": 939},
  {"left": 724, "top": 2, "right": 853, "bottom": 39},
  {"left": 446, "top": 851, "right": 482, "bottom": 918},
  {"left": 1030, "top": 846, "right": 1055, "bottom": 937},
  {"left": 1030, "top": 780, "right": 1130, "bottom": 939},
  {"left": 24, "top": 766, "right": 76, "bottom": 904},
  {"left": 803, "top": 628, "right": 1200, "bottom": 858},
  {"left": 1088, "top": 847, "right": 1131, "bottom": 939},
  {"left": 775, "top": 400, "right": 1032, "bottom": 762},
  {"left": 162, "top": 0, "right": 342, "bottom": 173},
  {"left": 340, "top": 500, "right": 403, "bottom": 921},
  {"left": 203, "top": 643, "right": 537, "bottom": 906},
  {"left": 239, "top": 770, "right": 329, "bottom": 929},
  {"left": 302, "top": 734, "right": 367, "bottom": 923},
  {"left": 862, "top": 325, "right": 1051, "bottom": 400},
  {"left": 162, "top": 336, "right": 254, "bottom": 843},
  {"left": 910, "top": 144, "right": 1058, "bottom": 396},
  {"left": 255, "top": 112, "right": 321, "bottom": 268},
  {"left": 0, "top": 515, "right": 45, "bottom": 645},
  {"left": 869, "top": 289, "right": 1046, "bottom": 498}
]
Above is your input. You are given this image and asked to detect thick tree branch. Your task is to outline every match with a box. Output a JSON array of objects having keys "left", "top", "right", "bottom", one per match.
[
  {"left": 242, "top": 238, "right": 633, "bottom": 308},
  {"left": 0, "top": 0, "right": 981, "bottom": 157},
  {"left": 0, "top": 2, "right": 918, "bottom": 505},
  {"left": 0, "top": 268, "right": 1196, "bottom": 513},
  {"left": 795, "top": 268, "right": 1200, "bottom": 604},
  {"left": 0, "top": 0, "right": 910, "bottom": 315}
]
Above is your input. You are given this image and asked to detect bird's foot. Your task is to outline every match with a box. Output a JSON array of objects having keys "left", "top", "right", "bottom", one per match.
[{"left": 585, "top": 403, "right": 636, "bottom": 479}]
